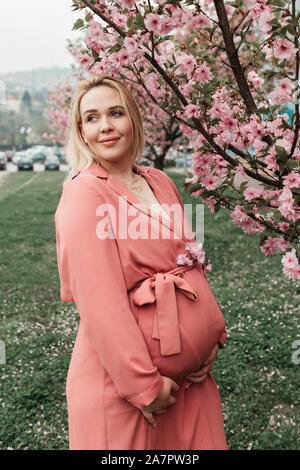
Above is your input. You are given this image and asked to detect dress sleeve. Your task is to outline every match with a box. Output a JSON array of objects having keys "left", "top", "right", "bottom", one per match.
[{"left": 55, "top": 177, "right": 163, "bottom": 409}]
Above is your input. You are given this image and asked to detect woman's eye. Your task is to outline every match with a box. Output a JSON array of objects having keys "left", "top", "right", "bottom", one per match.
[{"left": 87, "top": 111, "right": 123, "bottom": 122}]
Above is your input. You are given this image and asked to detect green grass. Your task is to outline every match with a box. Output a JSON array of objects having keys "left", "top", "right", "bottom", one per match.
[{"left": 0, "top": 169, "right": 299, "bottom": 450}]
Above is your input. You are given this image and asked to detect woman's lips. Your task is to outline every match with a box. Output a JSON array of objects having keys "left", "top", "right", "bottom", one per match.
[{"left": 99, "top": 138, "right": 120, "bottom": 147}]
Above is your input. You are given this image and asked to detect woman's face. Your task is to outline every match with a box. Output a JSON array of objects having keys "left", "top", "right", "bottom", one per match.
[{"left": 79, "top": 86, "right": 133, "bottom": 166}]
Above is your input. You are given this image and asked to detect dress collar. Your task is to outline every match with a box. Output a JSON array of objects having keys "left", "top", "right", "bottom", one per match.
[
  {"left": 84, "top": 160, "right": 150, "bottom": 179},
  {"left": 74, "top": 159, "right": 189, "bottom": 241}
]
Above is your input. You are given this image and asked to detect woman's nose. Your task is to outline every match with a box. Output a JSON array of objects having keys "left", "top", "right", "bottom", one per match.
[{"left": 98, "top": 115, "right": 114, "bottom": 131}]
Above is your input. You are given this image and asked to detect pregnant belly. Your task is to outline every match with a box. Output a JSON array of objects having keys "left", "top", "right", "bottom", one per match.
[{"left": 129, "top": 268, "right": 225, "bottom": 384}]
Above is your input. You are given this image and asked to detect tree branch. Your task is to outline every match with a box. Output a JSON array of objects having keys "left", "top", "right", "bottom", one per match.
[
  {"left": 213, "top": 0, "right": 257, "bottom": 114},
  {"left": 288, "top": 0, "right": 299, "bottom": 159},
  {"left": 80, "top": 0, "right": 280, "bottom": 188}
]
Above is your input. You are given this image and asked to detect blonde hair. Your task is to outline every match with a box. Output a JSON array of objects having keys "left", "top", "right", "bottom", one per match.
[{"left": 63, "top": 74, "right": 145, "bottom": 181}]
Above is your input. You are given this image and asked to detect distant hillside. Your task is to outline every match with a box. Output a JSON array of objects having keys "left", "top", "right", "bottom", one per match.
[{"left": 0, "top": 67, "right": 77, "bottom": 98}]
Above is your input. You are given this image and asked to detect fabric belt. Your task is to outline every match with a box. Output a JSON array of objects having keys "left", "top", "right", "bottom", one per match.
[{"left": 131, "top": 264, "right": 199, "bottom": 356}]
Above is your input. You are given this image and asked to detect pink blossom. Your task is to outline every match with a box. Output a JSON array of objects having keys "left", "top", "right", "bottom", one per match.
[
  {"left": 194, "top": 64, "right": 212, "bottom": 84},
  {"left": 253, "top": 137, "right": 267, "bottom": 153},
  {"left": 176, "top": 242, "right": 211, "bottom": 275},
  {"left": 260, "top": 236, "right": 292, "bottom": 256},
  {"left": 114, "top": 13, "right": 127, "bottom": 28},
  {"left": 264, "top": 154, "right": 279, "bottom": 172},
  {"left": 266, "top": 117, "right": 284, "bottom": 137},
  {"left": 117, "top": 0, "right": 136, "bottom": 8},
  {"left": 117, "top": 49, "right": 131, "bottom": 66},
  {"left": 208, "top": 101, "right": 232, "bottom": 120},
  {"left": 144, "top": 13, "right": 162, "bottom": 33},
  {"left": 231, "top": 205, "right": 264, "bottom": 234},
  {"left": 278, "top": 187, "right": 293, "bottom": 204},
  {"left": 260, "top": 236, "right": 278, "bottom": 256},
  {"left": 186, "top": 242, "right": 206, "bottom": 264},
  {"left": 219, "top": 117, "right": 238, "bottom": 133},
  {"left": 278, "top": 203, "right": 297, "bottom": 221},
  {"left": 190, "top": 14, "right": 210, "bottom": 29},
  {"left": 202, "top": 197, "right": 217, "bottom": 213},
  {"left": 176, "top": 253, "right": 193, "bottom": 266},
  {"left": 248, "top": 70, "right": 264, "bottom": 87},
  {"left": 273, "top": 37, "right": 298, "bottom": 61},
  {"left": 281, "top": 249, "right": 300, "bottom": 280},
  {"left": 177, "top": 54, "right": 197, "bottom": 76},
  {"left": 269, "top": 81, "right": 291, "bottom": 106},
  {"left": 244, "top": 187, "right": 265, "bottom": 201},
  {"left": 235, "top": 164, "right": 248, "bottom": 179},
  {"left": 124, "top": 37, "right": 139, "bottom": 53},
  {"left": 257, "top": 10, "right": 274, "bottom": 33},
  {"left": 159, "top": 17, "right": 174, "bottom": 35},
  {"left": 282, "top": 171, "right": 300, "bottom": 189},
  {"left": 277, "top": 222, "right": 290, "bottom": 232},
  {"left": 183, "top": 104, "right": 201, "bottom": 119},
  {"left": 202, "top": 174, "right": 219, "bottom": 191}
]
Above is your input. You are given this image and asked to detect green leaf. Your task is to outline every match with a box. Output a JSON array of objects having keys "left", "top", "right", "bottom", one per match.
[
  {"left": 214, "top": 201, "right": 221, "bottom": 212},
  {"left": 239, "top": 181, "right": 249, "bottom": 191},
  {"left": 127, "top": 15, "right": 134, "bottom": 29},
  {"left": 72, "top": 18, "right": 85, "bottom": 30},
  {"left": 108, "top": 43, "right": 121, "bottom": 53},
  {"left": 259, "top": 234, "right": 268, "bottom": 246},
  {"left": 134, "top": 13, "right": 144, "bottom": 28},
  {"left": 275, "top": 145, "right": 288, "bottom": 161},
  {"left": 286, "top": 160, "right": 299, "bottom": 169},
  {"left": 272, "top": 0, "right": 285, "bottom": 5},
  {"left": 255, "top": 107, "right": 270, "bottom": 114},
  {"left": 186, "top": 182, "right": 202, "bottom": 192}
]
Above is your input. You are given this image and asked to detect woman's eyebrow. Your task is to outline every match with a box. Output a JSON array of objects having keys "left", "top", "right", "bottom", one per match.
[{"left": 83, "top": 105, "right": 124, "bottom": 116}]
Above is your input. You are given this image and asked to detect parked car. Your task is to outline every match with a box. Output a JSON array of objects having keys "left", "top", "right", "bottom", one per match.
[
  {"left": 13, "top": 152, "right": 27, "bottom": 165},
  {"left": 44, "top": 155, "right": 60, "bottom": 170},
  {"left": 0, "top": 152, "right": 7, "bottom": 170},
  {"left": 30, "top": 152, "right": 46, "bottom": 163},
  {"left": 5, "top": 150, "right": 14, "bottom": 162},
  {"left": 17, "top": 155, "right": 34, "bottom": 171}
]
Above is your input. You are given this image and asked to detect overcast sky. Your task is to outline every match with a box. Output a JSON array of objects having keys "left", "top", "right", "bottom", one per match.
[
  {"left": 1, "top": 0, "right": 300, "bottom": 74},
  {"left": 0, "top": 0, "right": 84, "bottom": 73}
]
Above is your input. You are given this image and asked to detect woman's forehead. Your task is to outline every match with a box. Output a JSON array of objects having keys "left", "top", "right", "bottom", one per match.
[{"left": 80, "top": 86, "right": 121, "bottom": 112}]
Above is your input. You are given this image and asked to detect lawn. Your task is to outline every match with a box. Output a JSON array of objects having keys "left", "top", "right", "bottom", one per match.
[{"left": 0, "top": 169, "right": 299, "bottom": 450}]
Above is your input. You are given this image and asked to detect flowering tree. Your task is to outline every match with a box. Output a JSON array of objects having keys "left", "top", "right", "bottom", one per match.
[
  {"left": 68, "top": 0, "right": 299, "bottom": 280},
  {"left": 43, "top": 79, "right": 74, "bottom": 146}
]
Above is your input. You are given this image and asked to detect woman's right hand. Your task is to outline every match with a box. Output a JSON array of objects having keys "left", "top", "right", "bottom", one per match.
[{"left": 140, "top": 376, "right": 179, "bottom": 427}]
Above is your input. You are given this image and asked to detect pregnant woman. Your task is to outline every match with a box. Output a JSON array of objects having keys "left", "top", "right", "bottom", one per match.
[{"left": 55, "top": 74, "right": 228, "bottom": 450}]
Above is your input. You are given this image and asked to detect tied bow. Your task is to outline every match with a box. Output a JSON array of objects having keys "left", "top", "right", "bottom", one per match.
[{"left": 132, "top": 270, "right": 198, "bottom": 356}]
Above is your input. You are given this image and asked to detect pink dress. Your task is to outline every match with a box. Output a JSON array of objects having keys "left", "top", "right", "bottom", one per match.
[{"left": 55, "top": 160, "right": 228, "bottom": 450}]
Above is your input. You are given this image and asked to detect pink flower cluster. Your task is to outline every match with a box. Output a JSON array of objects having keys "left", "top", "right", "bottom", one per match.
[
  {"left": 176, "top": 242, "right": 212, "bottom": 276},
  {"left": 260, "top": 236, "right": 292, "bottom": 256},
  {"left": 281, "top": 249, "right": 300, "bottom": 280},
  {"left": 231, "top": 205, "right": 265, "bottom": 235}
]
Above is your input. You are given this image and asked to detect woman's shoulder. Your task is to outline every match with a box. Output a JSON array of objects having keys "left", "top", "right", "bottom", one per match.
[
  {"left": 62, "top": 167, "right": 105, "bottom": 197},
  {"left": 146, "top": 166, "right": 173, "bottom": 184}
]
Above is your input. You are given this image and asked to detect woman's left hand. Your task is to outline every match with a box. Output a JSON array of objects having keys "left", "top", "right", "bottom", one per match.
[{"left": 184, "top": 343, "right": 219, "bottom": 390}]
